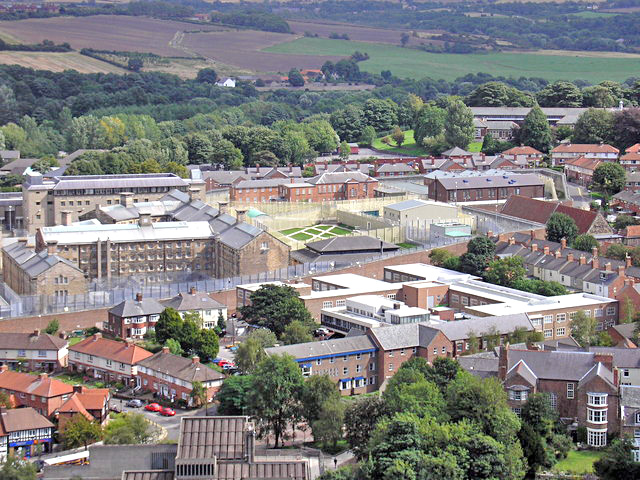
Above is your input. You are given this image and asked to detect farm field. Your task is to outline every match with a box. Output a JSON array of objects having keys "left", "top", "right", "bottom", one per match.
[
  {"left": 280, "top": 224, "right": 353, "bottom": 242},
  {"left": 0, "top": 15, "right": 223, "bottom": 56},
  {"left": 0, "top": 51, "right": 125, "bottom": 73},
  {"left": 287, "top": 20, "right": 425, "bottom": 47},
  {"left": 264, "top": 37, "right": 640, "bottom": 82}
]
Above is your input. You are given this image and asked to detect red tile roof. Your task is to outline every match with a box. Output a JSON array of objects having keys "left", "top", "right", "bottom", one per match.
[
  {"left": 500, "top": 196, "right": 559, "bottom": 225},
  {"left": 69, "top": 335, "right": 153, "bottom": 365},
  {"left": 564, "top": 156, "right": 602, "bottom": 171},
  {"left": 58, "top": 393, "right": 93, "bottom": 421},
  {"left": 623, "top": 225, "right": 640, "bottom": 237},
  {"left": 620, "top": 152, "right": 640, "bottom": 161},
  {"left": 77, "top": 389, "right": 109, "bottom": 410},
  {"left": 552, "top": 143, "right": 619, "bottom": 154},
  {"left": 626, "top": 143, "right": 640, "bottom": 154},
  {"left": 0, "top": 370, "right": 73, "bottom": 398},
  {"left": 502, "top": 146, "right": 542, "bottom": 156},
  {"left": 555, "top": 204, "right": 598, "bottom": 235}
]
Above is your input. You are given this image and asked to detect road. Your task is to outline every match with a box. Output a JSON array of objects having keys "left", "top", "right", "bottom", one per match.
[{"left": 566, "top": 181, "right": 592, "bottom": 208}]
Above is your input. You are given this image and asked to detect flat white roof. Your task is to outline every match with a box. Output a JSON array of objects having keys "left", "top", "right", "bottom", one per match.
[
  {"left": 467, "top": 293, "right": 615, "bottom": 316},
  {"left": 385, "top": 263, "right": 477, "bottom": 282},
  {"left": 313, "top": 273, "right": 392, "bottom": 290},
  {"left": 237, "top": 281, "right": 311, "bottom": 292}
]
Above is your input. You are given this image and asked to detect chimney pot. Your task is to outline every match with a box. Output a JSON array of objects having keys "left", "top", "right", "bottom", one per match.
[
  {"left": 38, "top": 373, "right": 48, "bottom": 380},
  {"left": 162, "top": 346, "right": 170, "bottom": 354},
  {"left": 592, "top": 246, "right": 599, "bottom": 258},
  {"left": 120, "top": 192, "right": 134, "bottom": 208},
  {"left": 531, "top": 243, "right": 538, "bottom": 252},
  {"left": 218, "top": 202, "right": 228, "bottom": 215},
  {"left": 33, "top": 329, "right": 40, "bottom": 336},
  {"left": 618, "top": 265, "right": 625, "bottom": 276},
  {"left": 626, "top": 254, "right": 632, "bottom": 268},
  {"left": 191, "top": 356, "right": 200, "bottom": 364},
  {"left": 235, "top": 209, "right": 247, "bottom": 224},
  {"left": 190, "top": 286, "right": 196, "bottom": 295},
  {"left": 93, "top": 333, "right": 101, "bottom": 341},
  {"left": 580, "top": 255, "right": 586, "bottom": 265},
  {"left": 560, "top": 238, "right": 567, "bottom": 249},
  {"left": 46, "top": 240, "right": 58, "bottom": 256},
  {"left": 605, "top": 262, "right": 612, "bottom": 271},
  {"left": 135, "top": 293, "right": 142, "bottom": 302},
  {"left": 543, "top": 246, "right": 550, "bottom": 255},
  {"left": 567, "top": 253, "right": 574, "bottom": 262},
  {"left": 555, "top": 250, "right": 561, "bottom": 259}
]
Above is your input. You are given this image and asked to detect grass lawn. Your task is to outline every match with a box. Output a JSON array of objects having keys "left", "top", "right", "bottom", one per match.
[
  {"left": 316, "top": 225, "right": 333, "bottom": 231},
  {"left": 372, "top": 130, "right": 429, "bottom": 156},
  {"left": 468, "top": 141, "right": 482, "bottom": 152},
  {"left": 68, "top": 337, "right": 84, "bottom": 346},
  {"left": 553, "top": 450, "right": 602, "bottom": 475},
  {"left": 306, "top": 228, "right": 322, "bottom": 235},
  {"left": 397, "top": 242, "right": 418, "bottom": 249},
  {"left": 571, "top": 11, "right": 618, "bottom": 18},
  {"left": 264, "top": 37, "right": 640, "bottom": 83},
  {"left": 281, "top": 227, "right": 303, "bottom": 236},
  {"left": 320, "top": 232, "right": 334, "bottom": 238},
  {"left": 291, "top": 232, "right": 313, "bottom": 241},
  {"left": 331, "top": 226, "right": 353, "bottom": 235}
]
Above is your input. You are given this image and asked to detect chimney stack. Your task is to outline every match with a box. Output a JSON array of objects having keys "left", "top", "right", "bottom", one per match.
[
  {"left": 138, "top": 213, "right": 152, "bottom": 227},
  {"left": 120, "top": 192, "right": 134, "bottom": 208},
  {"left": 605, "top": 262, "right": 612, "bottom": 271},
  {"left": 593, "top": 352, "right": 613, "bottom": 372},
  {"left": 218, "top": 202, "right": 228, "bottom": 215},
  {"left": 235, "top": 209, "right": 247, "bottom": 224},
  {"left": 190, "top": 286, "right": 196, "bottom": 295},
  {"left": 487, "top": 230, "right": 493, "bottom": 238},
  {"left": 614, "top": 368, "right": 619, "bottom": 387},
  {"left": 73, "top": 385, "right": 86, "bottom": 394},
  {"left": 579, "top": 255, "right": 586, "bottom": 265},
  {"left": 498, "top": 344, "right": 509, "bottom": 381},
  {"left": 555, "top": 250, "right": 561, "bottom": 259},
  {"left": 567, "top": 253, "right": 574, "bottom": 262},
  {"left": 191, "top": 356, "right": 200, "bottom": 365},
  {"left": 618, "top": 265, "right": 625, "bottom": 277},
  {"left": 593, "top": 256, "right": 600, "bottom": 270},
  {"left": 60, "top": 210, "right": 73, "bottom": 226},
  {"left": 188, "top": 187, "right": 200, "bottom": 202},
  {"left": 543, "top": 246, "right": 550, "bottom": 255},
  {"left": 560, "top": 238, "right": 567, "bottom": 249},
  {"left": 135, "top": 293, "right": 142, "bottom": 302},
  {"left": 38, "top": 373, "right": 48, "bottom": 381},
  {"left": 92, "top": 333, "right": 102, "bottom": 341},
  {"left": 592, "top": 246, "right": 599, "bottom": 258},
  {"left": 626, "top": 255, "right": 632, "bottom": 268},
  {"left": 162, "top": 346, "right": 170, "bottom": 354},
  {"left": 32, "top": 329, "right": 40, "bottom": 337},
  {"left": 46, "top": 240, "right": 58, "bottom": 256},
  {"left": 508, "top": 237, "right": 515, "bottom": 245},
  {"left": 530, "top": 229, "right": 536, "bottom": 240}
]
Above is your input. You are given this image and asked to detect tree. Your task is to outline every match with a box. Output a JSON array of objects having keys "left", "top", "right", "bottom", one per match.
[
  {"left": 196, "top": 68, "right": 218, "bottom": 84},
  {"left": 359, "top": 125, "right": 376, "bottom": 147},
  {"left": 31, "top": 157, "right": 59, "bottom": 174},
  {"left": 546, "top": 212, "right": 578, "bottom": 244},
  {"left": 413, "top": 104, "right": 446, "bottom": 146},
  {"left": 155, "top": 307, "right": 183, "bottom": 344},
  {"left": 312, "top": 399, "right": 346, "bottom": 448},
  {"left": 606, "top": 243, "right": 629, "bottom": 260},
  {"left": 400, "top": 32, "right": 410, "bottom": 47},
  {"left": 339, "top": 140, "right": 351, "bottom": 161},
  {"left": 190, "top": 381, "right": 207, "bottom": 408},
  {"left": 391, "top": 126, "right": 405, "bottom": 147},
  {"left": 60, "top": 414, "right": 102, "bottom": 450},
  {"left": 429, "top": 248, "right": 454, "bottom": 267},
  {"left": 164, "top": 338, "right": 183, "bottom": 356},
  {"left": 44, "top": 318, "right": 59, "bottom": 335},
  {"left": 104, "top": 412, "right": 160, "bottom": 444},
  {"left": 344, "top": 395, "right": 390, "bottom": 459},
  {"left": 583, "top": 84, "right": 618, "bottom": 108},
  {"left": 288, "top": 69, "right": 305, "bottom": 87},
  {"left": 217, "top": 375, "right": 253, "bottom": 415},
  {"left": 234, "top": 329, "right": 276, "bottom": 374},
  {"left": 593, "top": 162, "right": 626, "bottom": 199},
  {"left": 362, "top": 98, "right": 397, "bottom": 132},
  {"left": 536, "top": 81, "right": 583, "bottom": 107},
  {"left": 594, "top": 437, "right": 640, "bottom": 480},
  {"left": 0, "top": 455, "right": 37, "bottom": 480},
  {"left": 570, "top": 310, "right": 597, "bottom": 347},
  {"left": 127, "top": 58, "right": 143, "bottom": 72},
  {"left": 301, "top": 374, "right": 340, "bottom": 424},
  {"left": 572, "top": 234, "right": 598, "bottom": 252},
  {"left": 484, "top": 257, "right": 527, "bottom": 288},
  {"left": 281, "top": 320, "right": 314, "bottom": 345},
  {"left": 620, "top": 295, "right": 637, "bottom": 324},
  {"left": 443, "top": 98, "right": 474, "bottom": 149},
  {"left": 248, "top": 354, "right": 304, "bottom": 447},
  {"left": 572, "top": 108, "right": 614, "bottom": 144},
  {"left": 195, "top": 328, "right": 219, "bottom": 361},
  {"left": 240, "top": 284, "right": 313, "bottom": 336},
  {"left": 614, "top": 214, "right": 638, "bottom": 231},
  {"left": 611, "top": 108, "right": 640, "bottom": 151},
  {"left": 0, "top": 391, "right": 11, "bottom": 409},
  {"left": 519, "top": 105, "right": 552, "bottom": 153},
  {"left": 302, "top": 120, "right": 339, "bottom": 154},
  {"left": 217, "top": 311, "right": 226, "bottom": 332},
  {"left": 466, "top": 82, "right": 535, "bottom": 107},
  {"left": 330, "top": 105, "right": 364, "bottom": 143},
  {"left": 467, "top": 236, "right": 496, "bottom": 257}
]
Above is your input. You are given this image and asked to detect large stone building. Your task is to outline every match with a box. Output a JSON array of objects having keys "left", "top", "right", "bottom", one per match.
[{"left": 22, "top": 172, "right": 206, "bottom": 234}]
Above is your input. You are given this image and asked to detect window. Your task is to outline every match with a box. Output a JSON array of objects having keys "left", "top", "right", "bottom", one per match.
[
  {"left": 548, "top": 392, "right": 558, "bottom": 410},
  {"left": 594, "top": 308, "right": 604, "bottom": 318},
  {"left": 369, "top": 376, "right": 376, "bottom": 385},
  {"left": 606, "top": 306, "right": 616, "bottom": 316},
  {"left": 588, "top": 408, "right": 607, "bottom": 424},
  {"left": 400, "top": 349, "right": 405, "bottom": 356},
  {"left": 387, "top": 293, "right": 396, "bottom": 300},
  {"left": 343, "top": 367, "right": 348, "bottom": 375},
  {"left": 329, "top": 357, "right": 335, "bottom": 364},
  {"left": 336, "top": 300, "right": 346, "bottom": 307},
  {"left": 556, "top": 313, "right": 566, "bottom": 323},
  {"left": 512, "top": 407, "right": 522, "bottom": 417},
  {"left": 37, "top": 350, "right": 46, "bottom": 358},
  {"left": 451, "top": 294, "right": 459, "bottom": 303},
  {"left": 355, "top": 353, "right": 361, "bottom": 360},
  {"left": 388, "top": 363, "right": 394, "bottom": 371},
  {"left": 588, "top": 393, "right": 608, "bottom": 406},
  {"left": 461, "top": 296, "right": 469, "bottom": 306},
  {"left": 556, "top": 327, "right": 566, "bottom": 336},
  {"left": 587, "top": 428, "right": 607, "bottom": 447},
  {"left": 343, "top": 355, "right": 348, "bottom": 362},
  {"left": 544, "top": 329, "right": 553, "bottom": 338},
  {"left": 322, "top": 301, "right": 333, "bottom": 309},
  {"left": 369, "top": 362, "right": 375, "bottom": 371},
  {"left": 316, "top": 359, "right": 322, "bottom": 366},
  {"left": 18, "top": 350, "right": 25, "bottom": 357},
  {"left": 433, "top": 347, "right": 437, "bottom": 355},
  {"left": 531, "top": 317, "right": 542, "bottom": 328},
  {"left": 356, "top": 365, "right": 362, "bottom": 373},
  {"left": 412, "top": 347, "right": 417, "bottom": 354},
  {"left": 543, "top": 314, "right": 553, "bottom": 324},
  {"left": 567, "top": 383, "right": 574, "bottom": 399},
  {"left": 624, "top": 369, "right": 630, "bottom": 378},
  {"left": 569, "top": 311, "right": 578, "bottom": 321},
  {"left": 635, "top": 413, "right": 640, "bottom": 425},
  {"left": 508, "top": 389, "right": 528, "bottom": 401}
]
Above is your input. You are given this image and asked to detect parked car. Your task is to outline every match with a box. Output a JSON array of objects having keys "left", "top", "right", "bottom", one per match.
[
  {"left": 160, "top": 407, "right": 176, "bottom": 417},
  {"left": 145, "top": 403, "right": 162, "bottom": 412},
  {"left": 110, "top": 404, "right": 122, "bottom": 414},
  {"left": 127, "top": 399, "right": 144, "bottom": 408},
  {"left": 222, "top": 363, "right": 236, "bottom": 370}
]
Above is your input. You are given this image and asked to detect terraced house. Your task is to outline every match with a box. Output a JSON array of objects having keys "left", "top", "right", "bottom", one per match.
[
  {"left": 0, "top": 330, "right": 68, "bottom": 372},
  {"left": 0, "top": 366, "right": 73, "bottom": 416}
]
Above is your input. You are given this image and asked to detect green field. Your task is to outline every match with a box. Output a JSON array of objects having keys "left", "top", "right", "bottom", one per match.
[
  {"left": 553, "top": 450, "right": 602, "bottom": 474},
  {"left": 571, "top": 11, "right": 618, "bottom": 18},
  {"left": 373, "top": 130, "right": 482, "bottom": 155},
  {"left": 281, "top": 224, "right": 354, "bottom": 243},
  {"left": 265, "top": 38, "right": 640, "bottom": 82}
]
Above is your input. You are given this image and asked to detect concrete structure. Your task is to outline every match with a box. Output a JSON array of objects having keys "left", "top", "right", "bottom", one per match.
[
  {"left": 22, "top": 173, "right": 206, "bottom": 234},
  {"left": 429, "top": 222, "right": 472, "bottom": 243},
  {"left": 68, "top": 334, "right": 153, "bottom": 386},
  {"left": 0, "top": 330, "right": 68, "bottom": 372},
  {"left": 383, "top": 199, "right": 459, "bottom": 224}
]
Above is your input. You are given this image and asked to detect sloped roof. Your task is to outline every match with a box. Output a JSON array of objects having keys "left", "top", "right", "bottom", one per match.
[
  {"left": 506, "top": 359, "right": 538, "bottom": 386},
  {"left": 266, "top": 335, "right": 376, "bottom": 360},
  {"left": 57, "top": 393, "right": 93, "bottom": 421},
  {"left": 121, "top": 471, "right": 175, "bottom": 480},
  {"left": 555, "top": 204, "right": 600, "bottom": 235},
  {"left": 623, "top": 225, "right": 640, "bottom": 238},
  {"left": 620, "top": 152, "right": 640, "bottom": 161},
  {"left": 436, "top": 173, "right": 543, "bottom": 190},
  {"left": 0, "top": 407, "right": 54, "bottom": 432},
  {"left": 0, "top": 370, "right": 73, "bottom": 398},
  {"left": 500, "top": 196, "right": 559, "bottom": 224},
  {"left": 163, "top": 291, "right": 225, "bottom": 312},
  {"left": 578, "top": 361, "right": 615, "bottom": 389},
  {"left": 552, "top": 143, "right": 619, "bottom": 154},
  {"left": 307, "top": 171, "right": 376, "bottom": 185},
  {"left": 506, "top": 349, "right": 601, "bottom": 381},
  {"left": 441, "top": 146, "right": 472, "bottom": 157},
  {"left": 433, "top": 313, "right": 533, "bottom": 341},
  {"left": 177, "top": 416, "right": 246, "bottom": 460},
  {"left": 0, "top": 332, "right": 67, "bottom": 351},
  {"left": 565, "top": 156, "right": 602, "bottom": 171},
  {"left": 3, "top": 241, "right": 83, "bottom": 278},
  {"left": 69, "top": 335, "right": 153, "bottom": 365},
  {"left": 502, "top": 146, "right": 543, "bottom": 156},
  {"left": 305, "top": 235, "right": 397, "bottom": 254},
  {"left": 588, "top": 346, "right": 640, "bottom": 368},
  {"left": 626, "top": 143, "right": 640, "bottom": 154},
  {"left": 109, "top": 297, "right": 164, "bottom": 318},
  {"left": 137, "top": 352, "right": 225, "bottom": 383},
  {"left": 367, "top": 323, "right": 442, "bottom": 350},
  {"left": 457, "top": 354, "right": 499, "bottom": 379},
  {"left": 376, "top": 163, "right": 414, "bottom": 173}
]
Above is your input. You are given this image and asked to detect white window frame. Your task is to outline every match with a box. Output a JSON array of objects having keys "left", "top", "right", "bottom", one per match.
[
  {"left": 567, "top": 382, "right": 574, "bottom": 399},
  {"left": 587, "top": 428, "right": 607, "bottom": 447}
]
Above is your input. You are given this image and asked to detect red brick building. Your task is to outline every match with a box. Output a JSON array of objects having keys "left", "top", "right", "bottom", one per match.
[
  {"left": 427, "top": 173, "right": 544, "bottom": 204},
  {"left": 0, "top": 366, "right": 73, "bottom": 416},
  {"left": 499, "top": 346, "right": 619, "bottom": 447},
  {"left": 565, "top": 156, "right": 603, "bottom": 186},
  {"left": 57, "top": 385, "right": 110, "bottom": 431},
  {"left": 106, "top": 294, "right": 164, "bottom": 340},
  {"left": 135, "top": 348, "right": 225, "bottom": 404},
  {"left": 278, "top": 172, "right": 378, "bottom": 202}
]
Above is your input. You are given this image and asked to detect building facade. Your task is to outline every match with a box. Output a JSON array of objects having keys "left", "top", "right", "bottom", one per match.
[
  {"left": 106, "top": 294, "right": 165, "bottom": 340},
  {"left": 0, "top": 366, "right": 73, "bottom": 416},
  {"left": 0, "top": 330, "right": 68, "bottom": 372}
]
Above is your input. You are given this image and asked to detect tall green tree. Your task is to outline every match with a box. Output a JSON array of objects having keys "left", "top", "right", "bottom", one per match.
[
  {"left": 330, "top": 105, "right": 364, "bottom": 143},
  {"left": 0, "top": 455, "right": 37, "bottom": 480},
  {"left": 344, "top": 395, "right": 390, "bottom": 460},
  {"left": 594, "top": 437, "right": 640, "bottom": 480},
  {"left": 484, "top": 257, "right": 527, "bottom": 288},
  {"left": 362, "top": 98, "right": 398, "bottom": 132},
  {"left": 592, "top": 162, "right": 626, "bottom": 198},
  {"left": 300, "top": 374, "right": 340, "bottom": 425},
  {"left": 217, "top": 375, "right": 253, "bottom": 415},
  {"left": 572, "top": 234, "right": 598, "bottom": 252},
  {"left": 288, "top": 69, "right": 305, "bottom": 87},
  {"left": 44, "top": 318, "right": 59, "bottom": 335},
  {"left": 413, "top": 104, "right": 446, "bottom": 146},
  {"left": 536, "top": 81, "right": 583, "bottom": 107},
  {"left": 240, "top": 284, "right": 313, "bottom": 336},
  {"left": 443, "top": 97, "right": 474, "bottom": 148},
  {"left": 155, "top": 307, "right": 183, "bottom": 344},
  {"left": 281, "top": 320, "right": 314, "bottom": 345},
  {"left": 60, "top": 414, "right": 103, "bottom": 450},
  {"left": 546, "top": 212, "right": 578, "bottom": 244},
  {"left": 519, "top": 105, "right": 552, "bottom": 153},
  {"left": 190, "top": 381, "right": 207, "bottom": 408},
  {"left": 312, "top": 399, "right": 346, "bottom": 448},
  {"left": 572, "top": 108, "right": 614, "bottom": 144},
  {"left": 248, "top": 354, "right": 305, "bottom": 447},
  {"left": 570, "top": 310, "right": 598, "bottom": 347}
]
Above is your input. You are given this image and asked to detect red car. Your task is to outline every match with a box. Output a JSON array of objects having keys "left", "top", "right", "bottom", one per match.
[
  {"left": 145, "top": 403, "right": 162, "bottom": 412},
  {"left": 160, "top": 407, "right": 176, "bottom": 417}
]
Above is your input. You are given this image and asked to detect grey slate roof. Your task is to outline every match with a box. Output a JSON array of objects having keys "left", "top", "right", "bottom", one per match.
[
  {"left": 163, "top": 291, "right": 225, "bottom": 312},
  {"left": 266, "top": 335, "right": 377, "bottom": 360},
  {"left": 620, "top": 385, "right": 640, "bottom": 408},
  {"left": 506, "top": 349, "right": 604, "bottom": 381},
  {"left": 0, "top": 332, "right": 67, "bottom": 351},
  {"left": 376, "top": 163, "right": 414, "bottom": 173},
  {"left": 436, "top": 173, "right": 543, "bottom": 190},
  {"left": 610, "top": 323, "right": 637, "bottom": 341},
  {"left": 433, "top": 313, "right": 533, "bottom": 341},
  {"left": 306, "top": 235, "right": 397, "bottom": 254},
  {"left": 137, "top": 352, "right": 225, "bottom": 383},
  {"left": 457, "top": 353, "right": 499, "bottom": 379},
  {"left": 385, "top": 199, "right": 432, "bottom": 212},
  {"left": 52, "top": 173, "right": 188, "bottom": 191},
  {"left": 507, "top": 360, "right": 538, "bottom": 386},
  {"left": 588, "top": 346, "right": 640, "bottom": 368},
  {"left": 368, "top": 323, "right": 441, "bottom": 350},
  {"left": 307, "top": 171, "right": 375, "bottom": 185},
  {"left": 121, "top": 471, "right": 174, "bottom": 480},
  {"left": 442, "top": 147, "right": 472, "bottom": 157},
  {"left": 109, "top": 297, "right": 164, "bottom": 318},
  {"left": 233, "top": 178, "right": 301, "bottom": 189},
  {"left": 3, "top": 241, "right": 82, "bottom": 278}
]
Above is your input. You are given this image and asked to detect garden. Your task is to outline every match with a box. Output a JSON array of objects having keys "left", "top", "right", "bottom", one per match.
[{"left": 280, "top": 224, "right": 354, "bottom": 242}]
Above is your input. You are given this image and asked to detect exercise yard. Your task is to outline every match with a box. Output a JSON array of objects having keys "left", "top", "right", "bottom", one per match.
[{"left": 280, "top": 224, "right": 353, "bottom": 242}]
